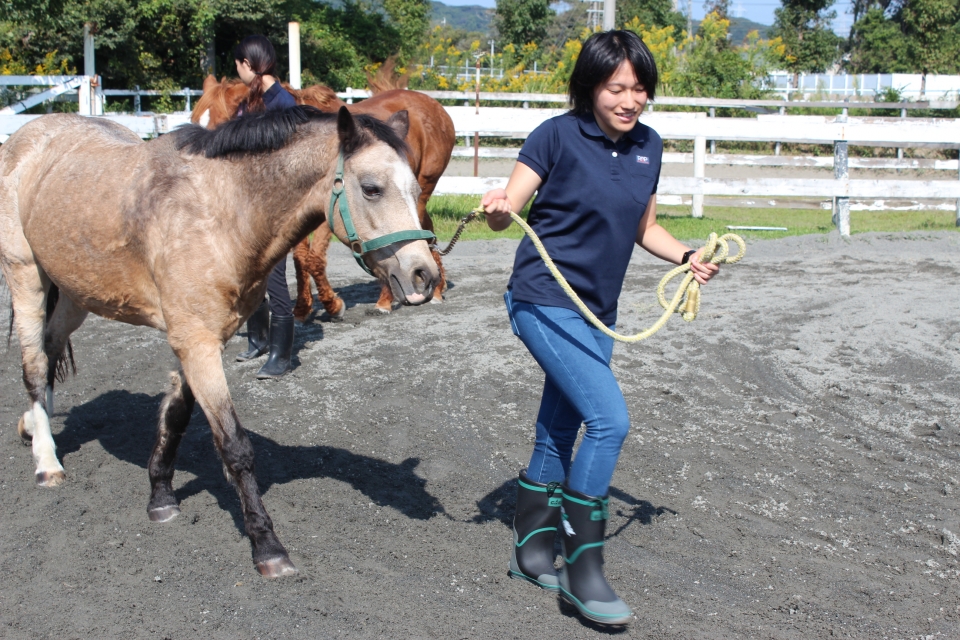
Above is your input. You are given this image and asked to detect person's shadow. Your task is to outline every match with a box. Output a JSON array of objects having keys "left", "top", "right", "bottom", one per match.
[{"left": 55, "top": 390, "right": 445, "bottom": 534}]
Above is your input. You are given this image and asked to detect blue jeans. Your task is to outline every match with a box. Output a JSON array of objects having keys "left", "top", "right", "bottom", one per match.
[{"left": 505, "top": 291, "right": 631, "bottom": 497}]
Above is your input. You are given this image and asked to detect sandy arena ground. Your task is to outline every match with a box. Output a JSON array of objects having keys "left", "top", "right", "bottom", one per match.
[{"left": 1, "top": 231, "right": 959, "bottom": 639}]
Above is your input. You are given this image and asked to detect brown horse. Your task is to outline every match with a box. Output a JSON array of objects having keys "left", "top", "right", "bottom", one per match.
[
  {"left": 192, "top": 75, "right": 456, "bottom": 316},
  {"left": 0, "top": 106, "right": 439, "bottom": 577}
]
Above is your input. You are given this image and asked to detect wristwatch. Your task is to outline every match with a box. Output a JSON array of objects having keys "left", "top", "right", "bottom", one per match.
[{"left": 681, "top": 249, "right": 697, "bottom": 264}]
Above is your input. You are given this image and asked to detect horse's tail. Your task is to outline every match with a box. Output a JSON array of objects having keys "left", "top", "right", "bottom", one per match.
[
  {"left": 45, "top": 285, "right": 76, "bottom": 383},
  {"left": 367, "top": 56, "right": 410, "bottom": 94}
]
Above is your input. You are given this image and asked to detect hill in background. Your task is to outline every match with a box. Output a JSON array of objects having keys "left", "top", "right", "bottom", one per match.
[
  {"left": 726, "top": 17, "right": 771, "bottom": 43},
  {"left": 428, "top": 2, "right": 770, "bottom": 44},
  {"left": 430, "top": 2, "right": 494, "bottom": 33}
]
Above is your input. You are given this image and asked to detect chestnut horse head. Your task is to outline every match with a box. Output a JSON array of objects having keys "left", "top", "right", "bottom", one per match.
[{"left": 194, "top": 75, "right": 344, "bottom": 128}]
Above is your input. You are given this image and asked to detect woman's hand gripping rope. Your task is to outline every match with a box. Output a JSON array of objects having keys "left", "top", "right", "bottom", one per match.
[{"left": 437, "top": 205, "right": 746, "bottom": 344}]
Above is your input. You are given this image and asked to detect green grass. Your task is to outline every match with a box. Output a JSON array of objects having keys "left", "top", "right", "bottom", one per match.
[{"left": 426, "top": 195, "right": 960, "bottom": 243}]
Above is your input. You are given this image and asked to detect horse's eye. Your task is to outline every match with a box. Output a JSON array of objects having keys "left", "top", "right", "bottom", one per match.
[{"left": 361, "top": 184, "right": 382, "bottom": 199}]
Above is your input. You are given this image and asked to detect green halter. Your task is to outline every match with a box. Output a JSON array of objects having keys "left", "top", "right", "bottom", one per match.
[{"left": 328, "top": 153, "right": 436, "bottom": 277}]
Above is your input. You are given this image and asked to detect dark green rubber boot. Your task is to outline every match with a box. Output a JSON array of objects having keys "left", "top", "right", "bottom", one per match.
[
  {"left": 558, "top": 485, "right": 632, "bottom": 626},
  {"left": 255, "top": 314, "right": 294, "bottom": 379},
  {"left": 508, "top": 470, "right": 561, "bottom": 589},
  {"left": 236, "top": 300, "right": 269, "bottom": 362}
]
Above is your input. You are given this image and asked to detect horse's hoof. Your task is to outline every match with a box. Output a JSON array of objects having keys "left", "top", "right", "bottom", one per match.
[
  {"left": 428, "top": 296, "right": 443, "bottom": 304},
  {"left": 368, "top": 306, "right": 391, "bottom": 316},
  {"left": 148, "top": 505, "right": 181, "bottom": 523},
  {"left": 256, "top": 556, "right": 299, "bottom": 579},
  {"left": 331, "top": 300, "right": 346, "bottom": 320},
  {"left": 36, "top": 470, "right": 66, "bottom": 487},
  {"left": 17, "top": 415, "right": 32, "bottom": 443}
]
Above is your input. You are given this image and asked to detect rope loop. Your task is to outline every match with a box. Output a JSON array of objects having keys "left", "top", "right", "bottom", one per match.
[{"left": 445, "top": 206, "right": 745, "bottom": 343}]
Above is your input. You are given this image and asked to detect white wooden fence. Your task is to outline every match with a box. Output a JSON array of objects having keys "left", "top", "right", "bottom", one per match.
[{"left": 1, "top": 101, "right": 958, "bottom": 234}]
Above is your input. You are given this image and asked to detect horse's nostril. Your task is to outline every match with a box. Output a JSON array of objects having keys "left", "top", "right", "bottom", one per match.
[{"left": 413, "top": 269, "right": 427, "bottom": 294}]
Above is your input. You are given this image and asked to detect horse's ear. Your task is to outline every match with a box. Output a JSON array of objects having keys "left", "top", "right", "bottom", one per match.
[
  {"left": 337, "top": 106, "right": 360, "bottom": 155},
  {"left": 386, "top": 110, "right": 409, "bottom": 140},
  {"left": 203, "top": 75, "right": 219, "bottom": 92}
]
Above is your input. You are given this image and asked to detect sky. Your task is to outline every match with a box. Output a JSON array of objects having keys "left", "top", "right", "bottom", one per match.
[{"left": 434, "top": 0, "right": 857, "bottom": 37}]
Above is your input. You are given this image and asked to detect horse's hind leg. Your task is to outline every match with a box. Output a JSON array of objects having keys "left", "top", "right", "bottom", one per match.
[
  {"left": 38, "top": 288, "right": 86, "bottom": 418},
  {"left": 173, "top": 333, "right": 296, "bottom": 577},
  {"left": 147, "top": 369, "right": 195, "bottom": 522}
]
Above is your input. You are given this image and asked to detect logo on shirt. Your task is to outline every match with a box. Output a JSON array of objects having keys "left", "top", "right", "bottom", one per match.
[{"left": 636, "top": 155, "right": 650, "bottom": 164}]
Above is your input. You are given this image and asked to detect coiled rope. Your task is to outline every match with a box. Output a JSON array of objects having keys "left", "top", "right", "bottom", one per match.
[{"left": 437, "top": 206, "right": 746, "bottom": 343}]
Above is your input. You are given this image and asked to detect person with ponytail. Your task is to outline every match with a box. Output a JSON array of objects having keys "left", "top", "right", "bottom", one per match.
[{"left": 232, "top": 35, "right": 299, "bottom": 379}]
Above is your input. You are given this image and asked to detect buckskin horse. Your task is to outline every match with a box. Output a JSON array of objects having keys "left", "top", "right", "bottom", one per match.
[
  {"left": 0, "top": 106, "right": 438, "bottom": 577},
  {"left": 192, "top": 74, "right": 456, "bottom": 316}
]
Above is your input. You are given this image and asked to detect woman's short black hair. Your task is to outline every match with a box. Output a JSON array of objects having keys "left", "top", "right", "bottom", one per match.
[{"left": 568, "top": 30, "right": 658, "bottom": 115}]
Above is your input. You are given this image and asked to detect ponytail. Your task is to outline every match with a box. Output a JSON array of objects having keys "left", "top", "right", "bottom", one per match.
[{"left": 233, "top": 35, "right": 278, "bottom": 114}]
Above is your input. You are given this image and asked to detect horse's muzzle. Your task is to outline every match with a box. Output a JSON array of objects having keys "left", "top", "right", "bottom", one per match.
[{"left": 375, "top": 241, "right": 440, "bottom": 306}]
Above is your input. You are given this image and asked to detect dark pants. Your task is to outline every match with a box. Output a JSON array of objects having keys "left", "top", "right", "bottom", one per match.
[{"left": 266, "top": 257, "right": 293, "bottom": 317}]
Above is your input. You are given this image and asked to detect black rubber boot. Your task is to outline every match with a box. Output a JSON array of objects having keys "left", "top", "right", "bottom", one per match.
[
  {"left": 255, "top": 314, "right": 294, "bottom": 379},
  {"left": 508, "top": 469, "right": 562, "bottom": 589},
  {"left": 236, "top": 300, "right": 269, "bottom": 362},
  {"left": 558, "top": 485, "right": 632, "bottom": 626}
]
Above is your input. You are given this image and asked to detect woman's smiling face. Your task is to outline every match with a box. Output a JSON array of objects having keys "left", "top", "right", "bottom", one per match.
[{"left": 591, "top": 59, "right": 648, "bottom": 142}]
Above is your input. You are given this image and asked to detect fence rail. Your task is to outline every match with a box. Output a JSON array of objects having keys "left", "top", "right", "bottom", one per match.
[{"left": 1, "top": 103, "right": 957, "bottom": 233}]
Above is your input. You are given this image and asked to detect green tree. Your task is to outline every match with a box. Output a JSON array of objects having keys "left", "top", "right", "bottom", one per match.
[
  {"left": 616, "top": 0, "right": 686, "bottom": 32},
  {"left": 382, "top": 0, "right": 431, "bottom": 62},
  {"left": 300, "top": 1, "right": 402, "bottom": 89},
  {"left": 847, "top": 5, "right": 910, "bottom": 73},
  {"left": 494, "top": 0, "right": 554, "bottom": 49},
  {"left": 901, "top": 0, "right": 960, "bottom": 95},
  {"left": 672, "top": 12, "right": 783, "bottom": 98},
  {"left": 770, "top": 0, "right": 842, "bottom": 75}
]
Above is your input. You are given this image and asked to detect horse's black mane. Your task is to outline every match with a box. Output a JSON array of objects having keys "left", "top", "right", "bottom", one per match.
[{"left": 173, "top": 105, "right": 408, "bottom": 159}]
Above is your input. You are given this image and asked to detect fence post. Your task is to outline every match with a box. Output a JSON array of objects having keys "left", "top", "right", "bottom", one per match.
[
  {"left": 134, "top": 85, "right": 141, "bottom": 114},
  {"left": 474, "top": 55, "right": 482, "bottom": 178},
  {"left": 956, "top": 148, "right": 959, "bottom": 227},
  {"left": 709, "top": 107, "right": 716, "bottom": 154},
  {"left": 834, "top": 112, "right": 850, "bottom": 236},
  {"left": 288, "top": 22, "right": 301, "bottom": 90},
  {"left": 82, "top": 23, "right": 103, "bottom": 115},
  {"left": 693, "top": 115, "right": 706, "bottom": 218},
  {"left": 78, "top": 76, "right": 92, "bottom": 116},
  {"left": 184, "top": 88, "right": 190, "bottom": 112},
  {"left": 897, "top": 108, "right": 906, "bottom": 161},
  {"left": 775, "top": 106, "right": 784, "bottom": 156}
]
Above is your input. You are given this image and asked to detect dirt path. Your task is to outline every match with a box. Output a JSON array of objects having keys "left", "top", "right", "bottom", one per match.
[{"left": 1, "top": 232, "right": 958, "bottom": 639}]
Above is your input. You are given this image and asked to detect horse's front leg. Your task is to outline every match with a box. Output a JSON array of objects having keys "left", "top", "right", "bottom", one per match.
[
  {"left": 417, "top": 196, "right": 447, "bottom": 303},
  {"left": 147, "top": 370, "right": 195, "bottom": 522},
  {"left": 173, "top": 335, "right": 296, "bottom": 577},
  {"left": 302, "top": 225, "right": 345, "bottom": 320},
  {"left": 5, "top": 261, "right": 66, "bottom": 486}
]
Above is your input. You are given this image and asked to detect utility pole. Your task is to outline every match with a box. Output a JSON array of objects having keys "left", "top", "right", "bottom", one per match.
[{"left": 603, "top": 0, "right": 615, "bottom": 30}]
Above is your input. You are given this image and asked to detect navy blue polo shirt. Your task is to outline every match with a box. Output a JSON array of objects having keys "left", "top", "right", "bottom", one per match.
[
  {"left": 263, "top": 81, "right": 297, "bottom": 111},
  {"left": 508, "top": 111, "right": 663, "bottom": 324}
]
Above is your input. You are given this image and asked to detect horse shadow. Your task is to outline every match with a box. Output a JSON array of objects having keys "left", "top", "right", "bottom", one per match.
[
  {"left": 471, "top": 478, "right": 676, "bottom": 535},
  {"left": 55, "top": 390, "right": 445, "bottom": 534}
]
